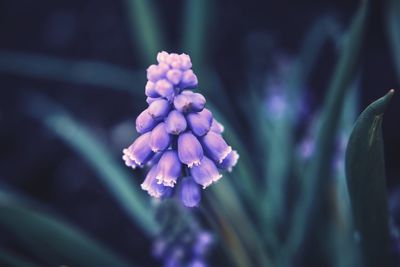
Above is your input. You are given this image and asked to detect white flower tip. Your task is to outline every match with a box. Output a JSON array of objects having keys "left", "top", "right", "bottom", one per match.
[
  {"left": 141, "top": 183, "right": 149, "bottom": 191},
  {"left": 218, "top": 146, "right": 232, "bottom": 163},
  {"left": 202, "top": 174, "right": 222, "bottom": 189},
  {"left": 187, "top": 160, "right": 201, "bottom": 168},
  {"left": 155, "top": 176, "right": 176, "bottom": 187}
]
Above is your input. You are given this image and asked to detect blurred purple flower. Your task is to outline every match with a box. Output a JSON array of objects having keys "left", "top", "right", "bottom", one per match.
[
  {"left": 180, "top": 176, "right": 201, "bottom": 207},
  {"left": 152, "top": 224, "right": 214, "bottom": 267},
  {"left": 188, "top": 259, "right": 207, "bottom": 267},
  {"left": 123, "top": 51, "right": 238, "bottom": 207},
  {"left": 193, "top": 231, "right": 214, "bottom": 256},
  {"left": 298, "top": 136, "right": 315, "bottom": 159},
  {"left": 266, "top": 92, "right": 287, "bottom": 119}
]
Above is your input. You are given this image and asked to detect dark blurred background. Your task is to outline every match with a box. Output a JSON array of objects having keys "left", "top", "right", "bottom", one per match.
[{"left": 0, "top": 0, "right": 399, "bottom": 266}]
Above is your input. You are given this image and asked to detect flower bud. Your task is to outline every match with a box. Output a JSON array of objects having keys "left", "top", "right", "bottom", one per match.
[
  {"left": 156, "top": 150, "right": 182, "bottom": 187},
  {"left": 148, "top": 99, "right": 170, "bottom": 120},
  {"left": 202, "top": 131, "right": 232, "bottom": 163},
  {"left": 187, "top": 111, "right": 212, "bottom": 136},
  {"left": 155, "top": 79, "right": 174, "bottom": 98},
  {"left": 124, "top": 132, "right": 154, "bottom": 166},
  {"left": 147, "top": 64, "right": 166, "bottom": 82},
  {"left": 136, "top": 109, "right": 157, "bottom": 133},
  {"left": 181, "top": 69, "right": 198, "bottom": 88},
  {"left": 178, "top": 131, "right": 203, "bottom": 167},
  {"left": 145, "top": 81, "right": 159, "bottom": 97},
  {"left": 217, "top": 150, "right": 239, "bottom": 172},
  {"left": 166, "top": 69, "right": 182, "bottom": 85},
  {"left": 179, "top": 53, "right": 192, "bottom": 70},
  {"left": 165, "top": 110, "right": 187, "bottom": 135},
  {"left": 141, "top": 165, "right": 172, "bottom": 198},
  {"left": 180, "top": 176, "right": 201, "bottom": 207},
  {"left": 150, "top": 122, "right": 171, "bottom": 152},
  {"left": 190, "top": 156, "right": 222, "bottom": 188},
  {"left": 210, "top": 118, "right": 224, "bottom": 133}
]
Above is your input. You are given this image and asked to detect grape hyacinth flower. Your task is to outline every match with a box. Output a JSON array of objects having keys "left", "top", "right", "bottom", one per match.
[
  {"left": 153, "top": 229, "right": 214, "bottom": 267},
  {"left": 123, "top": 51, "right": 238, "bottom": 207}
]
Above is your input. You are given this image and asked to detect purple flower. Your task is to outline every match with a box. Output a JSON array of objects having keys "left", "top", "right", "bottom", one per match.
[
  {"left": 123, "top": 51, "right": 238, "bottom": 207},
  {"left": 147, "top": 63, "right": 169, "bottom": 82},
  {"left": 166, "top": 69, "right": 183, "bottom": 85},
  {"left": 136, "top": 109, "right": 157, "bottom": 133},
  {"left": 178, "top": 132, "right": 203, "bottom": 167},
  {"left": 187, "top": 111, "right": 212, "bottom": 137},
  {"left": 210, "top": 118, "right": 224, "bottom": 134},
  {"left": 146, "top": 96, "right": 158, "bottom": 104},
  {"left": 298, "top": 136, "right": 315, "bottom": 159},
  {"left": 201, "top": 131, "right": 232, "bottom": 163},
  {"left": 165, "top": 110, "right": 187, "bottom": 135},
  {"left": 217, "top": 150, "right": 239, "bottom": 172},
  {"left": 181, "top": 69, "right": 198, "bottom": 88},
  {"left": 124, "top": 132, "right": 154, "bottom": 166},
  {"left": 141, "top": 165, "right": 172, "bottom": 198},
  {"left": 122, "top": 150, "right": 137, "bottom": 169},
  {"left": 180, "top": 176, "right": 201, "bottom": 207},
  {"left": 145, "top": 81, "right": 159, "bottom": 97},
  {"left": 198, "top": 108, "right": 212, "bottom": 122},
  {"left": 148, "top": 99, "right": 171, "bottom": 120},
  {"left": 156, "top": 150, "right": 182, "bottom": 187},
  {"left": 155, "top": 79, "right": 174, "bottom": 99},
  {"left": 173, "top": 91, "right": 206, "bottom": 113},
  {"left": 180, "top": 53, "right": 192, "bottom": 70},
  {"left": 193, "top": 231, "right": 214, "bottom": 256},
  {"left": 150, "top": 122, "right": 171, "bottom": 152},
  {"left": 190, "top": 156, "right": 222, "bottom": 188},
  {"left": 188, "top": 259, "right": 207, "bottom": 267}
]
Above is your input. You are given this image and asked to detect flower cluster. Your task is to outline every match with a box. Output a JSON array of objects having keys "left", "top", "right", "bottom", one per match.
[
  {"left": 153, "top": 230, "right": 214, "bottom": 267},
  {"left": 123, "top": 51, "right": 238, "bottom": 207}
]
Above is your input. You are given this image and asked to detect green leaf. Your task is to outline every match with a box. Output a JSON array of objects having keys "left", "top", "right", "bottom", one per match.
[
  {"left": 0, "top": 51, "right": 143, "bottom": 92},
  {"left": 208, "top": 180, "right": 272, "bottom": 267},
  {"left": 288, "top": 15, "right": 341, "bottom": 93},
  {"left": 386, "top": 0, "right": 400, "bottom": 84},
  {"left": 345, "top": 90, "right": 394, "bottom": 267},
  {"left": 0, "top": 249, "right": 41, "bottom": 267},
  {"left": 183, "top": 0, "right": 209, "bottom": 65},
  {"left": 0, "top": 190, "right": 131, "bottom": 267},
  {"left": 26, "top": 94, "right": 159, "bottom": 236},
  {"left": 122, "top": 0, "right": 164, "bottom": 64}
]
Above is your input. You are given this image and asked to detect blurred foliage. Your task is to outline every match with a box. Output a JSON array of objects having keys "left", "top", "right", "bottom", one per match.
[{"left": 0, "top": 189, "right": 131, "bottom": 267}]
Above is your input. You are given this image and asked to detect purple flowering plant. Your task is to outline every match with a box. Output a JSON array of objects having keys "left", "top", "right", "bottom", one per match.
[{"left": 122, "top": 51, "right": 238, "bottom": 207}]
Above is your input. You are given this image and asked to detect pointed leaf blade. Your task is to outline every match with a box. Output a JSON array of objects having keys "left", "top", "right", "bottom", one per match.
[{"left": 345, "top": 90, "right": 394, "bottom": 267}]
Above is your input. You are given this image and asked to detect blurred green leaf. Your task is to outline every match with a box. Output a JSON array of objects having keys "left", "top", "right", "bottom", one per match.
[
  {"left": 289, "top": 15, "right": 342, "bottom": 91},
  {"left": 0, "top": 190, "right": 131, "bottom": 267},
  {"left": 26, "top": 94, "right": 159, "bottom": 236},
  {"left": 330, "top": 83, "right": 361, "bottom": 267},
  {"left": 206, "top": 100, "right": 260, "bottom": 206},
  {"left": 207, "top": 180, "right": 272, "bottom": 267},
  {"left": 281, "top": 1, "right": 369, "bottom": 265},
  {"left": 183, "top": 0, "right": 209, "bottom": 65},
  {"left": 0, "top": 249, "right": 40, "bottom": 267},
  {"left": 123, "top": 0, "right": 163, "bottom": 64},
  {"left": 386, "top": 0, "right": 400, "bottom": 84},
  {"left": 345, "top": 90, "right": 394, "bottom": 267},
  {"left": 0, "top": 51, "right": 143, "bottom": 92}
]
